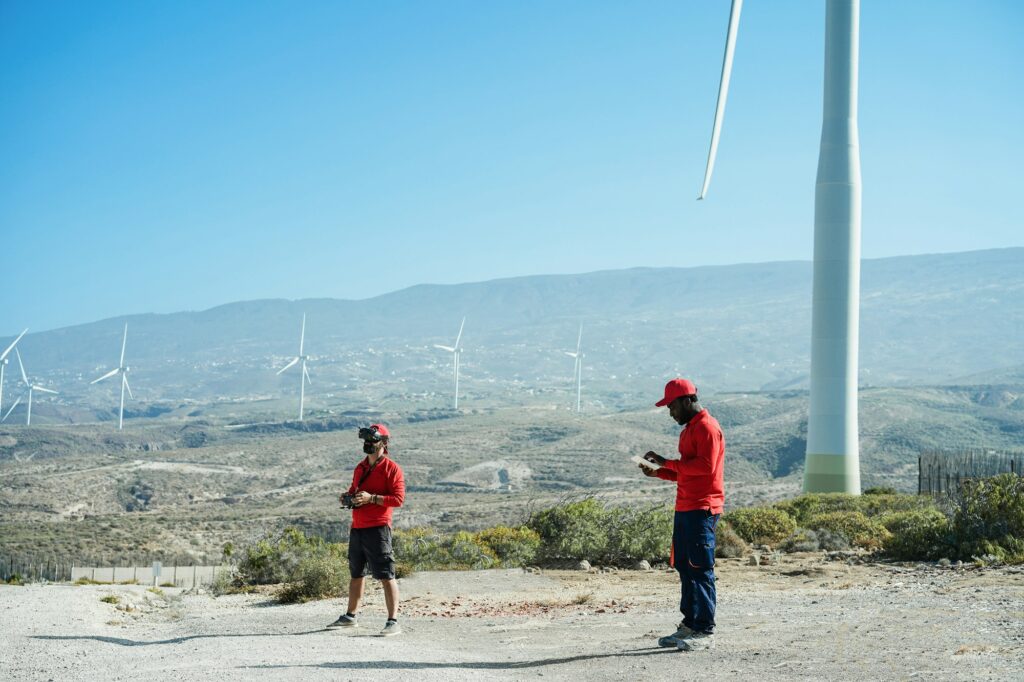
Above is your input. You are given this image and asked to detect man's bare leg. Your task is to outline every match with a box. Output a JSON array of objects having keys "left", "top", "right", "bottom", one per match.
[
  {"left": 382, "top": 578, "right": 399, "bottom": 620},
  {"left": 347, "top": 577, "right": 365, "bottom": 615}
]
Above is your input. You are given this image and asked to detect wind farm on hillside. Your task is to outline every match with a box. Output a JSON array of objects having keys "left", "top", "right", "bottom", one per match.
[{"left": 2, "top": 1, "right": 1022, "bottom": 678}]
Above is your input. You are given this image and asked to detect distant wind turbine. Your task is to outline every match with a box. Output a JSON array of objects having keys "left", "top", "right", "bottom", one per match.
[
  {"left": 434, "top": 317, "right": 465, "bottom": 409},
  {"left": 277, "top": 314, "right": 311, "bottom": 421},
  {"left": 1, "top": 328, "right": 28, "bottom": 419},
  {"left": 91, "top": 323, "right": 133, "bottom": 430},
  {"left": 696, "top": 0, "right": 862, "bottom": 493},
  {"left": 1, "top": 396, "right": 21, "bottom": 423},
  {"left": 564, "top": 324, "right": 583, "bottom": 413},
  {"left": 13, "top": 348, "right": 58, "bottom": 426}
]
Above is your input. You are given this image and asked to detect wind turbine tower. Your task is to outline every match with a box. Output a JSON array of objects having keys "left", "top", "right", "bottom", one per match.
[
  {"left": 434, "top": 317, "right": 465, "bottom": 409},
  {"left": 1, "top": 329, "right": 28, "bottom": 419},
  {"left": 698, "top": 0, "right": 862, "bottom": 493},
  {"left": 564, "top": 324, "right": 583, "bottom": 413},
  {"left": 277, "top": 314, "right": 312, "bottom": 421},
  {"left": 14, "top": 348, "right": 58, "bottom": 426},
  {"left": 91, "top": 323, "right": 134, "bottom": 430}
]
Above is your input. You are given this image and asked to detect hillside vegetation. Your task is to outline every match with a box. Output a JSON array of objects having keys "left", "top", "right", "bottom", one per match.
[{"left": 1, "top": 384, "right": 1022, "bottom": 564}]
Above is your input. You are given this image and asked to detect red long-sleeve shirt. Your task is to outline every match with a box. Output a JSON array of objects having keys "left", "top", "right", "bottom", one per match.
[
  {"left": 346, "top": 455, "right": 405, "bottom": 529},
  {"left": 655, "top": 410, "right": 725, "bottom": 514}
]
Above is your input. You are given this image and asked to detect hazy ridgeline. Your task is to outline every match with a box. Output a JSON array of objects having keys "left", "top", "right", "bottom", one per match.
[{"left": 4, "top": 248, "right": 1023, "bottom": 421}]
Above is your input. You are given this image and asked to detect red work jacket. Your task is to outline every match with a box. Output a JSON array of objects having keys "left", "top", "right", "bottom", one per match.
[
  {"left": 655, "top": 410, "right": 725, "bottom": 514},
  {"left": 347, "top": 455, "right": 405, "bottom": 529}
]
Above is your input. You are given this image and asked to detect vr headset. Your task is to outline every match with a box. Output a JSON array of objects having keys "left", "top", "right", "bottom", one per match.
[{"left": 358, "top": 426, "right": 386, "bottom": 443}]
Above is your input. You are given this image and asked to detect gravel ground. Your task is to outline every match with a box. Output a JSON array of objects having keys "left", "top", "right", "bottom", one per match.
[{"left": 2, "top": 554, "right": 1023, "bottom": 681}]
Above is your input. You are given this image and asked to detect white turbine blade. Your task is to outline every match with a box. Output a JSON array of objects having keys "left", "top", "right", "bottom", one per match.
[
  {"left": 698, "top": 0, "right": 743, "bottom": 200},
  {"left": 15, "top": 348, "right": 28, "bottom": 385},
  {"left": 565, "top": 352, "right": 578, "bottom": 358},
  {"left": 91, "top": 367, "right": 119, "bottom": 384},
  {"left": 123, "top": 375, "right": 134, "bottom": 400},
  {"left": 454, "top": 317, "right": 465, "bottom": 349},
  {"left": 299, "top": 314, "right": 306, "bottom": 355},
  {"left": 434, "top": 345, "right": 455, "bottom": 352},
  {"left": 277, "top": 357, "right": 299, "bottom": 374},
  {"left": 2, "top": 396, "right": 21, "bottom": 422},
  {"left": 119, "top": 323, "right": 128, "bottom": 367},
  {"left": 0, "top": 329, "right": 28, "bottom": 362},
  {"left": 33, "top": 385, "right": 58, "bottom": 394},
  {"left": 576, "top": 324, "right": 583, "bottom": 354},
  {"left": 303, "top": 365, "right": 311, "bottom": 386}
]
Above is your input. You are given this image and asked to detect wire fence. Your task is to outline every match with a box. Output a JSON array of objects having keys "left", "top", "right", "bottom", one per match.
[
  {"left": 918, "top": 449, "right": 1023, "bottom": 497},
  {"left": 1, "top": 553, "right": 227, "bottom": 587}
]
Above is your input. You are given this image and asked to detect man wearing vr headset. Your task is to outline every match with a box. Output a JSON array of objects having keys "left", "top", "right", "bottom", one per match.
[
  {"left": 328, "top": 423, "right": 406, "bottom": 636},
  {"left": 639, "top": 379, "right": 725, "bottom": 652}
]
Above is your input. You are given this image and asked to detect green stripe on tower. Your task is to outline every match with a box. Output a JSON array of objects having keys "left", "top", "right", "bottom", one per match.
[{"left": 803, "top": 452, "right": 860, "bottom": 494}]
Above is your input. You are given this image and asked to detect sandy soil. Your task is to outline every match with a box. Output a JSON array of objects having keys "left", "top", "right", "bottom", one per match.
[{"left": 2, "top": 554, "right": 1023, "bottom": 681}]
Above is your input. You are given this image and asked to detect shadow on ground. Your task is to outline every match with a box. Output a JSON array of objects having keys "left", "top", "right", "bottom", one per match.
[
  {"left": 31, "top": 630, "right": 325, "bottom": 647},
  {"left": 243, "top": 648, "right": 676, "bottom": 671}
]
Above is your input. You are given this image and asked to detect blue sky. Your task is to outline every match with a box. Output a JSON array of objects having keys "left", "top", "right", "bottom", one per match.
[{"left": 2, "top": 0, "right": 1021, "bottom": 334}]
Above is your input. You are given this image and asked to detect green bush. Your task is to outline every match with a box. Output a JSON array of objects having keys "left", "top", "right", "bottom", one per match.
[
  {"left": 952, "top": 473, "right": 1024, "bottom": 564},
  {"left": 449, "top": 531, "right": 499, "bottom": 569},
  {"left": 602, "top": 505, "right": 673, "bottom": 565},
  {"left": 526, "top": 499, "right": 674, "bottom": 566},
  {"left": 232, "top": 527, "right": 349, "bottom": 603},
  {"left": 880, "top": 509, "right": 952, "bottom": 561},
  {"left": 723, "top": 507, "right": 797, "bottom": 546},
  {"left": 394, "top": 527, "right": 497, "bottom": 570},
  {"left": 863, "top": 486, "right": 898, "bottom": 496},
  {"left": 856, "top": 494, "right": 937, "bottom": 518},
  {"left": 277, "top": 551, "right": 350, "bottom": 604},
  {"left": 473, "top": 526, "right": 541, "bottom": 567},
  {"left": 714, "top": 521, "right": 750, "bottom": 558},
  {"left": 527, "top": 499, "right": 610, "bottom": 563},
  {"left": 806, "top": 511, "right": 891, "bottom": 550},
  {"left": 237, "top": 527, "right": 322, "bottom": 585},
  {"left": 775, "top": 492, "right": 935, "bottom": 526},
  {"left": 393, "top": 527, "right": 450, "bottom": 569}
]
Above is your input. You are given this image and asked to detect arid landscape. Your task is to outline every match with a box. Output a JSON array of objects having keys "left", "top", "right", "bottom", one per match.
[{"left": 3, "top": 383, "right": 1023, "bottom": 564}]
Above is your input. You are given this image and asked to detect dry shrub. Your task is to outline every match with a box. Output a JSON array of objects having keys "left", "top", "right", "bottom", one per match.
[
  {"left": 714, "top": 521, "right": 749, "bottom": 558},
  {"left": 723, "top": 507, "right": 797, "bottom": 546},
  {"left": 806, "top": 511, "right": 890, "bottom": 550}
]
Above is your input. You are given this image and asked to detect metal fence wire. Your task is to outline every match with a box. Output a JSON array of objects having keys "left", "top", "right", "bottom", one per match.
[
  {"left": 918, "top": 449, "right": 1023, "bottom": 497},
  {"left": 0, "top": 553, "right": 227, "bottom": 587}
]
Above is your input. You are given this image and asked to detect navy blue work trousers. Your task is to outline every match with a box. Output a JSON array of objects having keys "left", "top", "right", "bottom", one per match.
[{"left": 672, "top": 509, "right": 719, "bottom": 634}]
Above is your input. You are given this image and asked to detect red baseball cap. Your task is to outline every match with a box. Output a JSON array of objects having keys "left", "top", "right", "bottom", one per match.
[
  {"left": 655, "top": 378, "right": 697, "bottom": 407},
  {"left": 369, "top": 423, "right": 390, "bottom": 438}
]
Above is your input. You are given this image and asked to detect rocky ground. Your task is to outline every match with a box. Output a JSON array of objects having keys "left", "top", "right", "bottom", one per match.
[{"left": 2, "top": 553, "right": 1023, "bottom": 681}]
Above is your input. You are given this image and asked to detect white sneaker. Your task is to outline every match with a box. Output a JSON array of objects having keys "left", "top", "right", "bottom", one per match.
[
  {"left": 677, "top": 631, "right": 714, "bottom": 651},
  {"left": 327, "top": 613, "right": 358, "bottom": 628},
  {"left": 658, "top": 622, "right": 695, "bottom": 648},
  {"left": 380, "top": 619, "right": 401, "bottom": 637}
]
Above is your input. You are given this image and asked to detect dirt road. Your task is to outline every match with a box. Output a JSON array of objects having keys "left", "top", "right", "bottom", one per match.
[{"left": 2, "top": 554, "right": 1022, "bottom": 681}]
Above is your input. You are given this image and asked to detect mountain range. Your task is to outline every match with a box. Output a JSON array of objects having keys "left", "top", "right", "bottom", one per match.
[{"left": 4, "top": 247, "right": 1023, "bottom": 420}]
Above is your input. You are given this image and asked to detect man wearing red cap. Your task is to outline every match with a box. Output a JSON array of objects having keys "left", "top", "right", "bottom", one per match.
[
  {"left": 640, "top": 378, "right": 725, "bottom": 651},
  {"left": 328, "top": 423, "right": 406, "bottom": 636}
]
